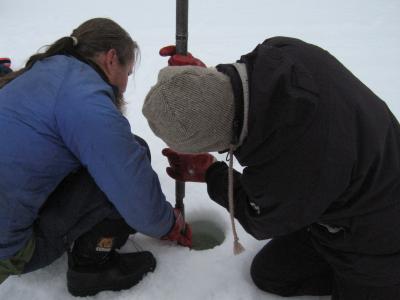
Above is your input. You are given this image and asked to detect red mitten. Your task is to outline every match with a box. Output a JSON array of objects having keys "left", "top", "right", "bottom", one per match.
[
  {"left": 162, "top": 208, "right": 192, "bottom": 248},
  {"left": 162, "top": 148, "right": 216, "bottom": 182},
  {"left": 159, "top": 45, "right": 206, "bottom": 67}
]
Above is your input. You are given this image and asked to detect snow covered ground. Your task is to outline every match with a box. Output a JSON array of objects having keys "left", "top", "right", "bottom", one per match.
[{"left": 1, "top": 0, "right": 399, "bottom": 299}]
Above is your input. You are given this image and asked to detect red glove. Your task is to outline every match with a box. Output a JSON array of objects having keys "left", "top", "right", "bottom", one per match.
[
  {"left": 162, "top": 148, "right": 216, "bottom": 182},
  {"left": 159, "top": 45, "right": 206, "bottom": 67},
  {"left": 162, "top": 208, "right": 192, "bottom": 248}
]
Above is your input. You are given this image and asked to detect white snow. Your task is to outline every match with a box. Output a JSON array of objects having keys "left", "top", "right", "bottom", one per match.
[{"left": 1, "top": 0, "right": 399, "bottom": 299}]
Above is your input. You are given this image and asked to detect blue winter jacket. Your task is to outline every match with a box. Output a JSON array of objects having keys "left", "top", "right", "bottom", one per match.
[{"left": 0, "top": 55, "right": 174, "bottom": 259}]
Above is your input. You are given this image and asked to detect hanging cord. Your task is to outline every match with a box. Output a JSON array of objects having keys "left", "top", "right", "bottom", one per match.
[{"left": 228, "top": 145, "right": 245, "bottom": 255}]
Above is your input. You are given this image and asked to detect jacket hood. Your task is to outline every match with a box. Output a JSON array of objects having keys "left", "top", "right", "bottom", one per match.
[{"left": 234, "top": 41, "right": 320, "bottom": 167}]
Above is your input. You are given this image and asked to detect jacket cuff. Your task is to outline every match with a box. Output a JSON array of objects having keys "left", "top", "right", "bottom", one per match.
[
  {"left": 205, "top": 161, "right": 229, "bottom": 209},
  {"left": 205, "top": 161, "right": 226, "bottom": 179}
]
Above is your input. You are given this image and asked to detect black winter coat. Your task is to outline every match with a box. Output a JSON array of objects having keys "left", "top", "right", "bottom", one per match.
[{"left": 206, "top": 37, "right": 400, "bottom": 285}]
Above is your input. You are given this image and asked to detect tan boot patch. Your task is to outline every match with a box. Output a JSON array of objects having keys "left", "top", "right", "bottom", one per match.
[{"left": 96, "top": 237, "right": 114, "bottom": 252}]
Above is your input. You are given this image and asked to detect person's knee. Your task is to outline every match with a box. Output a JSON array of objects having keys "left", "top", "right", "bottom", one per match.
[
  {"left": 250, "top": 252, "right": 297, "bottom": 297},
  {"left": 133, "top": 134, "right": 151, "bottom": 161}
]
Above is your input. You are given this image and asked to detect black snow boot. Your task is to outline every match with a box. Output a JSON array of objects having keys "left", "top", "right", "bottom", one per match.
[{"left": 66, "top": 219, "right": 156, "bottom": 297}]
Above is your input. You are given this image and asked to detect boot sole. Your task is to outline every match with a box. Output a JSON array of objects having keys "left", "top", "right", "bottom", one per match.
[
  {"left": 68, "top": 270, "right": 153, "bottom": 297},
  {"left": 67, "top": 253, "right": 156, "bottom": 297}
]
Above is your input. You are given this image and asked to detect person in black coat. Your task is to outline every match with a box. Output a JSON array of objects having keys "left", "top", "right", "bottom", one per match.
[{"left": 142, "top": 37, "right": 400, "bottom": 299}]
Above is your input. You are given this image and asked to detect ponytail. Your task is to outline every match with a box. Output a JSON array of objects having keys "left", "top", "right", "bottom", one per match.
[{"left": 0, "top": 18, "right": 138, "bottom": 91}]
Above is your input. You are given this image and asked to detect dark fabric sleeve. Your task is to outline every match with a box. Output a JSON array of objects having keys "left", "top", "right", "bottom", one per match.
[
  {"left": 206, "top": 162, "right": 235, "bottom": 209},
  {"left": 205, "top": 157, "right": 349, "bottom": 241},
  {"left": 205, "top": 161, "right": 257, "bottom": 238}
]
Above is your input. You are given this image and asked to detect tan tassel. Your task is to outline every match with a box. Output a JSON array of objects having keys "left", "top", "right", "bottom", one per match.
[
  {"left": 228, "top": 145, "right": 245, "bottom": 255},
  {"left": 234, "top": 239, "right": 245, "bottom": 255}
]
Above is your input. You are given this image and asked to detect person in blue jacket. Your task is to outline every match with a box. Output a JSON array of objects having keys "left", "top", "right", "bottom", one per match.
[{"left": 0, "top": 18, "right": 192, "bottom": 297}]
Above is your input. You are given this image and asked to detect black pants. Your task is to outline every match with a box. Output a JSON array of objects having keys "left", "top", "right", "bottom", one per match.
[
  {"left": 23, "top": 135, "right": 150, "bottom": 273},
  {"left": 250, "top": 229, "right": 400, "bottom": 300}
]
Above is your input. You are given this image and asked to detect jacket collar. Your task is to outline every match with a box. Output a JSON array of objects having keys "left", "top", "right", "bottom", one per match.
[
  {"left": 63, "top": 50, "right": 120, "bottom": 99},
  {"left": 215, "top": 63, "right": 249, "bottom": 152}
]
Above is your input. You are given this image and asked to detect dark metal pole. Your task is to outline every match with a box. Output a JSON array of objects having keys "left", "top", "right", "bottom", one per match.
[
  {"left": 175, "top": 0, "right": 188, "bottom": 219},
  {"left": 176, "top": 0, "right": 188, "bottom": 55}
]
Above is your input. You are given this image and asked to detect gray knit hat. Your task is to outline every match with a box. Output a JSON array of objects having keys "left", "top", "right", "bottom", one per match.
[{"left": 142, "top": 66, "right": 235, "bottom": 153}]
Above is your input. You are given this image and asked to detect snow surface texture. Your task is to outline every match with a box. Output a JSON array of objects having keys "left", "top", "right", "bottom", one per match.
[{"left": 1, "top": 0, "right": 399, "bottom": 299}]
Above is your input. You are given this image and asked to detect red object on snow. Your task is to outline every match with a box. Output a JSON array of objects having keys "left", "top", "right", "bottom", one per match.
[{"left": 0, "top": 58, "right": 11, "bottom": 68}]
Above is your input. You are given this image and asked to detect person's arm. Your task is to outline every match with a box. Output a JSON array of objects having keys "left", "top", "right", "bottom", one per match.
[
  {"left": 206, "top": 155, "right": 355, "bottom": 240},
  {"left": 162, "top": 147, "right": 350, "bottom": 240},
  {"left": 161, "top": 148, "right": 257, "bottom": 235},
  {"left": 55, "top": 83, "right": 174, "bottom": 238},
  {"left": 205, "top": 162, "right": 262, "bottom": 238}
]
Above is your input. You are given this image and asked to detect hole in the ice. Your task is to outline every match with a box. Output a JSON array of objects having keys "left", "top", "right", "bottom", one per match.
[
  {"left": 191, "top": 220, "right": 225, "bottom": 250},
  {"left": 188, "top": 212, "right": 226, "bottom": 250}
]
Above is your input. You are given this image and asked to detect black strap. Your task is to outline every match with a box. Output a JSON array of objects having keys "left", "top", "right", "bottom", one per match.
[{"left": 216, "top": 64, "right": 244, "bottom": 146}]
